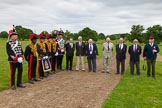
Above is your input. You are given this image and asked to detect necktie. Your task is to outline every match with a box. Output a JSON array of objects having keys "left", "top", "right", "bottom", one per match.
[
  {"left": 90, "top": 44, "right": 92, "bottom": 51},
  {"left": 108, "top": 43, "right": 110, "bottom": 51}
]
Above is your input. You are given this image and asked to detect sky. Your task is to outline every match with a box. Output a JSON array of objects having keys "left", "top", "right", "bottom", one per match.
[{"left": 0, "top": 0, "right": 162, "bottom": 35}]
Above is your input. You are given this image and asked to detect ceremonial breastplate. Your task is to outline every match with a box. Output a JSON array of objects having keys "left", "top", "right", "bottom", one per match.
[{"left": 9, "top": 40, "right": 22, "bottom": 56}]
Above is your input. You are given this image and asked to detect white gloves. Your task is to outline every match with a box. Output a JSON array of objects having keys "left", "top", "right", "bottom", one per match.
[
  {"left": 55, "top": 52, "right": 58, "bottom": 56},
  {"left": 17, "top": 57, "right": 23, "bottom": 63}
]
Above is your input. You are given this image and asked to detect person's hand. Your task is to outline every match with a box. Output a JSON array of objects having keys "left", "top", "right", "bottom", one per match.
[
  {"left": 143, "top": 57, "right": 147, "bottom": 60},
  {"left": 96, "top": 55, "right": 98, "bottom": 58},
  {"left": 153, "top": 50, "right": 157, "bottom": 53}
]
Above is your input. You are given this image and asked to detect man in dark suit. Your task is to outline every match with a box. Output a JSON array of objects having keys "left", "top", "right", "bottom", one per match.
[
  {"left": 143, "top": 36, "right": 160, "bottom": 78},
  {"left": 116, "top": 37, "right": 127, "bottom": 75},
  {"left": 75, "top": 36, "right": 86, "bottom": 71},
  {"left": 128, "top": 39, "right": 142, "bottom": 75},
  {"left": 65, "top": 38, "right": 75, "bottom": 71},
  {"left": 85, "top": 39, "right": 98, "bottom": 72}
]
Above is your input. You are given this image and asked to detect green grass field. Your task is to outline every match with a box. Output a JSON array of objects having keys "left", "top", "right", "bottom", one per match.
[{"left": 102, "top": 61, "right": 162, "bottom": 108}]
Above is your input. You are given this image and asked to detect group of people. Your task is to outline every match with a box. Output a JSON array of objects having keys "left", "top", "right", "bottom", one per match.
[
  {"left": 6, "top": 26, "right": 160, "bottom": 90},
  {"left": 103, "top": 36, "right": 160, "bottom": 79},
  {"left": 6, "top": 27, "right": 99, "bottom": 90}
]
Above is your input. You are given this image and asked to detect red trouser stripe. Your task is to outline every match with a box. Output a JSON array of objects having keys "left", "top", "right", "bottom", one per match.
[
  {"left": 28, "top": 55, "right": 33, "bottom": 80},
  {"left": 38, "top": 61, "right": 41, "bottom": 77}
]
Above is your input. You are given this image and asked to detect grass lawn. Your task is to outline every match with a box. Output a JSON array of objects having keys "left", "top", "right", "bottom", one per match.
[
  {"left": 0, "top": 38, "right": 107, "bottom": 91},
  {"left": 102, "top": 60, "right": 162, "bottom": 108}
]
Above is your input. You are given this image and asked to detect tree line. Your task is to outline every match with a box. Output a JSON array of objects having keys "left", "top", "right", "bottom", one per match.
[{"left": 0, "top": 25, "right": 162, "bottom": 43}]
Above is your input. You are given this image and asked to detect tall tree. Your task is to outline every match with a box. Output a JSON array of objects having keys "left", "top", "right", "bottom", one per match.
[
  {"left": 0, "top": 31, "right": 8, "bottom": 38},
  {"left": 98, "top": 33, "right": 106, "bottom": 40},
  {"left": 146, "top": 25, "right": 162, "bottom": 44},
  {"left": 78, "top": 27, "right": 98, "bottom": 42},
  {"left": 129, "top": 25, "right": 145, "bottom": 42},
  {"left": 15, "top": 26, "right": 33, "bottom": 40}
]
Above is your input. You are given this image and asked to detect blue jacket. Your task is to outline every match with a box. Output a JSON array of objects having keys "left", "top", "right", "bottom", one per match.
[
  {"left": 128, "top": 45, "right": 142, "bottom": 62},
  {"left": 143, "top": 43, "right": 160, "bottom": 60}
]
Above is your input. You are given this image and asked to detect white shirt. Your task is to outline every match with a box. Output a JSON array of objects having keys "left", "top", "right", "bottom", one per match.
[{"left": 119, "top": 43, "right": 123, "bottom": 49}]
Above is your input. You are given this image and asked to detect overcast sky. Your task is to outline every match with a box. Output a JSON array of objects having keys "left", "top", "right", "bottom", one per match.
[{"left": 0, "top": 0, "right": 162, "bottom": 35}]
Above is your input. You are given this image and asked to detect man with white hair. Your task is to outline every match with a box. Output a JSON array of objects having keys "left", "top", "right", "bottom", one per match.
[
  {"left": 116, "top": 37, "right": 127, "bottom": 75},
  {"left": 85, "top": 39, "right": 98, "bottom": 72},
  {"left": 75, "top": 36, "right": 86, "bottom": 71},
  {"left": 128, "top": 39, "right": 142, "bottom": 75},
  {"left": 102, "top": 37, "right": 114, "bottom": 73}
]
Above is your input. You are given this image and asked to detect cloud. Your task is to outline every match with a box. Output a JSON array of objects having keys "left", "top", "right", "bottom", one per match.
[{"left": 0, "top": 0, "right": 162, "bottom": 35}]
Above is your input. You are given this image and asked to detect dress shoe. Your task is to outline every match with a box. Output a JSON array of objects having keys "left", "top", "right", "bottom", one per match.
[
  {"left": 82, "top": 69, "right": 85, "bottom": 71},
  {"left": 39, "top": 77, "right": 43, "bottom": 80},
  {"left": 28, "top": 80, "right": 34, "bottom": 84},
  {"left": 106, "top": 71, "right": 110, "bottom": 74},
  {"left": 11, "top": 85, "right": 16, "bottom": 90},
  {"left": 33, "top": 78, "right": 41, "bottom": 82},
  {"left": 17, "top": 84, "right": 26, "bottom": 88}
]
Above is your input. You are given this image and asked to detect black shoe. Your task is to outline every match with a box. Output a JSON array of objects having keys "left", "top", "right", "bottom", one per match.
[
  {"left": 106, "top": 71, "right": 110, "bottom": 74},
  {"left": 70, "top": 69, "right": 73, "bottom": 71},
  {"left": 28, "top": 80, "right": 34, "bottom": 84},
  {"left": 40, "top": 77, "right": 43, "bottom": 80},
  {"left": 17, "top": 84, "right": 26, "bottom": 88},
  {"left": 33, "top": 78, "right": 41, "bottom": 82},
  {"left": 11, "top": 85, "right": 16, "bottom": 90},
  {"left": 116, "top": 72, "right": 120, "bottom": 75}
]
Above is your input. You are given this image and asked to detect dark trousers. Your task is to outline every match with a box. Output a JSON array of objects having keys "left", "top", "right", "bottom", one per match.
[
  {"left": 51, "top": 56, "right": 57, "bottom": 71},
  {"left": 57, "top": 55, "right": 64, "bottom": 70},
  {"left": 9, "top": 62, "right": 23, "bottom": 86},
  {"left": 147, "top": 59, "right": 156, "bottom": 77},
  {"left": 38, "top": 60, "right": 44, "bottom": 77},
  {"left": 130, "top": 61, "right": 140, "bottom": 75},
  {"left": 87, "top": 57, "right": 96, "bottom": 72},
  {"left": 28, "top": 56, "right": 37, "bottom": 80},
  {"left": 116, "top": 59, "right": 125, "bottom": 74},
  {"left": 66, "top": 55, "right": 73, "bottom": 70}
]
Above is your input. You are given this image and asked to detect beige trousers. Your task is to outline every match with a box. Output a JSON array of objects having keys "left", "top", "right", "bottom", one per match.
[
  {"left": 103, "top": 57, "right": 111, "bottom": 72},
  {"left": 76, "top": 56, "right": 85, "bottom": 70}
]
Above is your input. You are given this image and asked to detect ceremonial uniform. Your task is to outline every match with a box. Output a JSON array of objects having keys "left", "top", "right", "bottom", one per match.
[
  {"left": 6, "top": 27, "right": 25, "bottom": 90},
  {"left": 36, "top": 33, "right": 47, "bottom": 79},
  {"left": 57, "top": 31, "right": 65, "bottom": 70},
  {"left": 51, "top": 32, "right": 58, "bottom": 72},
  {"left": 24, "top": 34, "right": 39, "bottom": 84},
  {"left": 44, "top": 34, "right": 52, "bottom": 74}
]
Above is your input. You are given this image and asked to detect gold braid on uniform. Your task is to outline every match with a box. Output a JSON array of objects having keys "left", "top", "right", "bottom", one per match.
[
  {"left": 45, "top": 41, "right": 51, "bottom": 52},
  {"left": 38, "top": 42, "right": 46, "bottom": 53},
  {"left": 29, "top": 43, "right": 37, "bottom": 57},
  {"left": 51, "top": 41, "right": 56, "bottom": 53}
]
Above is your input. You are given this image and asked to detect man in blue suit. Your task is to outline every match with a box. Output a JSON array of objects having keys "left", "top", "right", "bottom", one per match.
[
  {"left": 143, "top": 36, "right": 160, "bottom": 78},
  {"left": 116, "top": 37, "right": 127, "bottom": 75},
  {"left": 128, "top": 39, "right": 142, "bottom": 75},
  {"left": 85, "top": 39, "right": 98, "bottom": 72}
]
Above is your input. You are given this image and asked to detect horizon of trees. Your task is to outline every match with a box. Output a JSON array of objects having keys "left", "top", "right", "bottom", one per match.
[{"left": 0, "top": 24, "right": 162, "bottom": 43}]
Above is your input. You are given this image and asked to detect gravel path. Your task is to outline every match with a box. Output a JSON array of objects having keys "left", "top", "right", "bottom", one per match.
[{"left": 0, "top": 55, "right": 129, "bottom": 108}]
